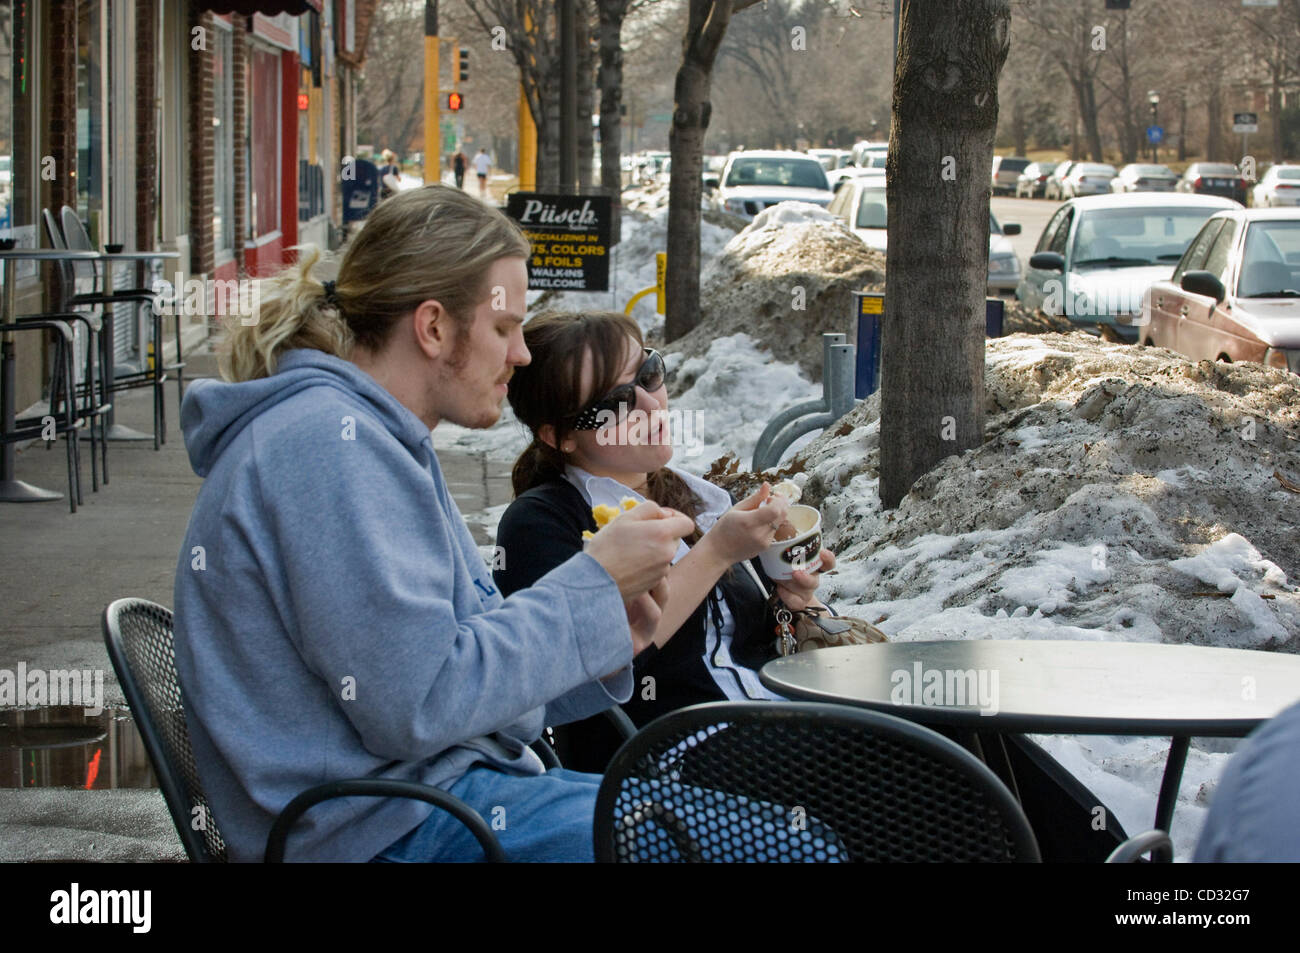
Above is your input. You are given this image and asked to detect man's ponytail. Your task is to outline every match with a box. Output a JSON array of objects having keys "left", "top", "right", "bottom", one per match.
[{"left": 219, "top": 247, "right": 349, "bottom": 382}]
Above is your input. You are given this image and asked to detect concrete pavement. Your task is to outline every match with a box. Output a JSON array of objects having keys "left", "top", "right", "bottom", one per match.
[{"left": 0, "top": 335, "right": 514, "bottom": 862}]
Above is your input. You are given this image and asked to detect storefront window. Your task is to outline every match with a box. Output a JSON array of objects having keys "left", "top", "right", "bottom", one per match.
[
  {"left": 213, "top": 25, "right": 233, "bottom": 255},
  {"left": 0, "top": 0, "right": 34, "bottom": 240},
  {"left": 248, "top": 44, "right": 280, "bottom": 238},
  {"left": 76, "top": 0, "right": 103, "bottom": 229}
]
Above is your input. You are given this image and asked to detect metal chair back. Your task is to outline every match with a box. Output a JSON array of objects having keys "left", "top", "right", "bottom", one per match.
[
  {"left": 42, "top": 208, "right": 77, "bottom": 311},
  {"left": 594, "top": 701, "right": 1041, "bottom": 863},
  {"left": 60, "top": 206, "right": 100, "bottom": 286},
  {"left": 101, "top": 598, "right": 228, "bottom": 862}
]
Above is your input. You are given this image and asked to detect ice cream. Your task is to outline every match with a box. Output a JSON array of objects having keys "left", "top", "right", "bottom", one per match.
[
  {"left": 771, "top": 480, "right": 802, "bottom": 503},
  {"left": 582, "top": 497, "right": 639, "bottom": 540}
]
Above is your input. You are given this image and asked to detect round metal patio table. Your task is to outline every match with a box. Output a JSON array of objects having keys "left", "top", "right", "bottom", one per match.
[{"left": 761, "top": 639, "right": 1300, "bottom": 833}]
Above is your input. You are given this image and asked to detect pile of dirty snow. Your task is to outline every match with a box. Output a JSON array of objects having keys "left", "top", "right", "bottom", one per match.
[
  {"left": 665, "top": 202, "right": 886, "bottom": 382},
  {"left": 705, "top": 333, "right": 1300, "bottom": 859}
]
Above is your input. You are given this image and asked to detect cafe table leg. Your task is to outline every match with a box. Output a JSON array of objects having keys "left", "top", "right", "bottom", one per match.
[{"left": 1154, "top": 735, "right": 1190, "bottom": 833}]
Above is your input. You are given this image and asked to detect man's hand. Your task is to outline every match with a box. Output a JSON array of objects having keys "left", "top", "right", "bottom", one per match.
[
  {"left": 775, "top": 548, "right": 836, "bottom": 612},
  {"left": 584, "top": 501, "right": 695, "bottom": 602}
]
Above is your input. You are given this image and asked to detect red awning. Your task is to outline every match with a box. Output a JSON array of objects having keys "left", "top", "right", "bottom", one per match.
[{"left": 206, "top": 0, "right": 322, "bottom": 15}]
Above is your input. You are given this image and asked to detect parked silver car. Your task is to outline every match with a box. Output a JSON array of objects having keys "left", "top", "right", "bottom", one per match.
[
  {"left": 1110, "top": 164, "right": 1177, "bottom": 193},
  {"left": 1017, "top": 192, "right": 1241, "bottom": 341},
  {"left": 1015, "top": 161, "right": 1059, "bottom": 198},
  {"left": 1061, "top": 163, "right": 1118, "bottom": 198}
]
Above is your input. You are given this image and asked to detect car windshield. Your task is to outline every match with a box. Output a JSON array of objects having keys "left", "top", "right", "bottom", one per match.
[
  {"left": 1076, "top": 164, "right": 1117, "bottom": 176},
  {"left": 0, "top": 157, "right": 10, "bottom": 172},
  {"left": 725, "top": 158, "right": 828, "bottom": 189},
  {"left": 1276, "top": 168, "right": 1300, "bottom": 181},
  {"left": 1238, "top": 221, "right": 1300, "bottom": 298},
  {"left": 998, "top": 158, "right": 1029, "bottom": 173},
  {"left": 1072, "top": 207, "right": 1222, "bottom": 266},
  {"left": 1132, "top": 165, "right": 1170, "bottom": 176},
  {"left": 1032, "top": 162, "right": 1058, "bottom": 174},
  {"left": 1197, "top": 164, "right": 1238, "bottom": 176}
]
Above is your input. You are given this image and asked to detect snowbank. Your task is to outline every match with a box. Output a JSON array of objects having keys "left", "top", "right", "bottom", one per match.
[{"left": 706, "top": 333, "right": 1300, "bottom": 858}]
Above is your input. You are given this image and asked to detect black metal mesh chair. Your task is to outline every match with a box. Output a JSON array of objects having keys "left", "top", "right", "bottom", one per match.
[
  {"left": 594, "top": 701, "right": 1042, "bottom": 862},
  {"left": 102, "top": 598, "right": 507, "bottom": 862},
  {"left": 58, "top": 208, "right": 174, "bottom": 449},
  {"left": 3, "top": 317, "right": 83, "bottom": 512}
]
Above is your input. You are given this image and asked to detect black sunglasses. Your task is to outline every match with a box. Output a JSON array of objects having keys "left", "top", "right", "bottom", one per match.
[{"left": 568, "top": 348, "right": 666, "bottom": 430}]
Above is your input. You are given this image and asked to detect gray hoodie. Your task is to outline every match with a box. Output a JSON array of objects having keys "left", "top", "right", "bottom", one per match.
[{"left": 173, "top": 348, "right": 632, "bottom": 861}]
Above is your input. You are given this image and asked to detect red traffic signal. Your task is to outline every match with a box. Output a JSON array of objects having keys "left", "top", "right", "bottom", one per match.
[{"left": 448, "top": 91, "right": 463, "bottom": 111}]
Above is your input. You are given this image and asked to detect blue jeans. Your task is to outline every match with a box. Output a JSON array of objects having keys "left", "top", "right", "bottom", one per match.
[
  {"left": 372, "top": 766, "right": 602, "bottom": 863},
  {"left": 371, "top": 764, "right": 844, "bottom": 863}
]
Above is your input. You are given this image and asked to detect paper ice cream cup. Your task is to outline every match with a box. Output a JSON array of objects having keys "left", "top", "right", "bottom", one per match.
[{"left": 758, "top": 504, "right": 823, "bottom": 581}]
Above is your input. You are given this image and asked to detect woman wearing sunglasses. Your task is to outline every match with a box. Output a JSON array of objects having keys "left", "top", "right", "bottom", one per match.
[{"left": 495, "top": 310, "right": 835, "bottom": 771}]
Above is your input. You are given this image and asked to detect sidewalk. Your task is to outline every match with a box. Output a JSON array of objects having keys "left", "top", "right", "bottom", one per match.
[{"left": 0, "top": 337, "right": 513, "bottom": 861}]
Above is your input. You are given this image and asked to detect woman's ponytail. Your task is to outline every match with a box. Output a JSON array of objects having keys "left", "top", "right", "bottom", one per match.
[{"left": 511, "top": 438, "right": 566, "bottom": 497}]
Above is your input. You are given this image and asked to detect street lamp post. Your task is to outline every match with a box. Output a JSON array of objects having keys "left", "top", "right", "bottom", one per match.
[{"left": 1148, "top": 91, "right": 1160, "bottom": 164}]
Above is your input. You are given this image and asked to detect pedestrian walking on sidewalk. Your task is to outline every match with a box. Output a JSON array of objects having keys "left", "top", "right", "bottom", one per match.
[
  {"left": 474, "top": 148, "right": 491, "bottom": 198},
  {"left": 452, "top": 149, "right": 467, "bottom": 190}
]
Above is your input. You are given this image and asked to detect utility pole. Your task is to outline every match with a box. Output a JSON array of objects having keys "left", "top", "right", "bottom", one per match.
[
  {"left": 423, "top": 1, "right": 440, "bottom": 181},
  {"left": 518, "top": 8, "right": 537, "bottom": 190}
]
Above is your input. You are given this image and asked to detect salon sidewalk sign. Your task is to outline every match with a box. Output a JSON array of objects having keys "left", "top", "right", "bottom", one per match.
[{"left": 505, "top": 192, "right": 612, "bottom": 292}]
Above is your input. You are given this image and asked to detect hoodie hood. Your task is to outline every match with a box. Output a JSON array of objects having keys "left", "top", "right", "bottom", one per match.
[{"left": 181, "top": 348, "right": 431, "bottom": 477}]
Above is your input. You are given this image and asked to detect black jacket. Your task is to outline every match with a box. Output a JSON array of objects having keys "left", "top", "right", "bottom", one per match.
[{"left": 494, "top": 478, "right": 780, "bottom": 771}]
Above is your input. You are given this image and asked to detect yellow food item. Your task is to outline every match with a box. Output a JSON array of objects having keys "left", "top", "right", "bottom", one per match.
[{"left": 582, "top": 497, "right": 639, "bottom": 540}]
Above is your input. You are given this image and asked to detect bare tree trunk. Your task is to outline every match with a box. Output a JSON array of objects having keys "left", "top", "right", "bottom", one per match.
[
  {"left": 1178, "top": 94, "right": 1187, "bottom": 161},
  {"left": 541, "top": 77, "right": 562, "bottom": 189},
  {"left": 597, "top": 0, "right": 629, "bottom": 245},
  {"left": 878, "top": 0, "right": 1010, "bottom": 510},
  {"left": 1012, "top": 94, "right": 1027, "bottom": 157},
  {"left": 665, "top": 0, "right": 758, "bottom": 342},
  {"left": 577, "top": 3, "right": 595, "bottom": 190},
  {"left": 1206, "top": 85, "right": 1223, "bottom": 162}
]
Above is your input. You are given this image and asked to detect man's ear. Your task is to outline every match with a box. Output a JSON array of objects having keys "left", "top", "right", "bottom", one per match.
[
  {"left": 538, "top": 423, "right": 558, "bottom": 450},
  {"left": 411, "top": 298, "right": 452, "bottom": 360}
]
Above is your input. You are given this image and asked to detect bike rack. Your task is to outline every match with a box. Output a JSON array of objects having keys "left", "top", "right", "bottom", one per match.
[{"left": 751, "top": 333, "right": 857, "bottom": 472}]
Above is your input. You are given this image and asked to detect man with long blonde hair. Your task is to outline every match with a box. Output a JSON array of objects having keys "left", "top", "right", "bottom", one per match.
[{"left": 174, "top": 186, "right": 692, "bottom": 861}]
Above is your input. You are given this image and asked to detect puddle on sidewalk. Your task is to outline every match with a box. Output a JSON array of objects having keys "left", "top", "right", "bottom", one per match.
[{"left": 0, "top": 706, "right": 157, "bottom": 789}]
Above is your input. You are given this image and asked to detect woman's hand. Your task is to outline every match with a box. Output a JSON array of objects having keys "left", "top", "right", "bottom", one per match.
[
  {"left": 699, "top": 482, "right": 791, "bottom": 567},
  {"left": 625, "top": 578, "right": 670, "bottom": 656},
  {"left": 774, "top": 548, "right": 836, "bottom": 612}
]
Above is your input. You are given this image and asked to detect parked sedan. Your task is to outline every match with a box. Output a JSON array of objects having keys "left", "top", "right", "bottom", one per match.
[
  {"left": 1144, "top": 208, "right": 1300, "bottom": 373},
  {"left": 1015, "top": 161, "right": 1059, "bottom": 198},
  {"left": 1016, "top": 193, "right": 1241, "bottom": 341},
  {"left": 1044, "top": 161, "right": 1076, "bottom": 201},
  {"left": 714, "top": 150, "right": 834, "bottom": 219},
  {"left": 991, "top": 156, "right": 1030, "bottom": 195},
  {"left": 827, "top": 175, "right": 1022, "bottom": 294},
  {"left": 1110, "top": 164, "right": 1178, "bottom": 193},
  {"left": 1251, "top": 165, "right": 1300, "bottom": 207},
  {"left": 1061, "top": 163, "right": 1118, "bottom": 198},
  {"left": 1177, "top": 162, "right": 1248, "bottom": 205}
]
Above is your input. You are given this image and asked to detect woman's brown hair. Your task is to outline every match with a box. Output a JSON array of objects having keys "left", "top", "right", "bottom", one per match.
[{"left": 508, "top": 310, "right": 704, "bottom": 539}]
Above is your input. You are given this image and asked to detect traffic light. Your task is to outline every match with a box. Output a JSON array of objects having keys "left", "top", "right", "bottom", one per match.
[
  {"left": 448, "top": 91, "right": 463, "bottom": 111},
  {"left": 459, "top": 47, "right": 469, "bottom": 82}
]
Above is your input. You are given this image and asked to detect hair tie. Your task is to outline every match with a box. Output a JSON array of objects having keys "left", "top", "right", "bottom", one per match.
[{"left": 322, "top": 280, "right": 340, "bottom": 307}]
